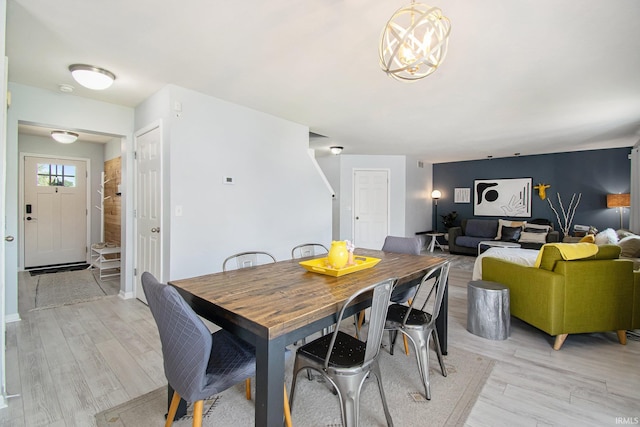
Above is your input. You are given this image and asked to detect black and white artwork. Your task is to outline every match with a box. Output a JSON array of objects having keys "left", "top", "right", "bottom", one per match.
[{"left": 474, "top": 178, "right": 532, "bottom": 217}]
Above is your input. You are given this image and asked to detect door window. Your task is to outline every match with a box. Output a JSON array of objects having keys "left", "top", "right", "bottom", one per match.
[{"left": 37, "top": 163, "right": 77, "bottom": 187}]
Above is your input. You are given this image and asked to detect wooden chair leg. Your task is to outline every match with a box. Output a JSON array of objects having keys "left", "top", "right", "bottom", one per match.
[
  {"left": 283, "top": 385, "right": 292, "bottom": 427},
  {"left": 617, "top": 330, "right": 627, "bottom": 345},
  {"left": 553, "top": 333, "right": 568, "bottom": 350},
  {"left": 165, "top": 391, "right": 181, "bottom": 427},
  {"left": 246, "top": 378, "right": 251, "bottom": 400},
  {"left": 403, "top": 334, "right": 410, "bottom": 356},
  {"left": 192, "top": 400, "right": 203, "bottom": 427}
]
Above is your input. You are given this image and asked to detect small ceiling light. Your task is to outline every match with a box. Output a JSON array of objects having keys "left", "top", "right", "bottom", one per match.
[
  {"left": 51, "top": 130, "right": 79, "bottom": 144},
  {"left": 379, "top": 0, "right": 451, "bottom": 81},
  {"left": 69, "top": 64, "right": 116, "bottom": 90},
  {"left": 330, "top": 146, "right": 344, "bottom": 155}
]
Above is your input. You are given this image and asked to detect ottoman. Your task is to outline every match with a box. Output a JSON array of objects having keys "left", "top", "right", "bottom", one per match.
[{"left": 467, "top": 280, "right": 510, "bottom": 340}]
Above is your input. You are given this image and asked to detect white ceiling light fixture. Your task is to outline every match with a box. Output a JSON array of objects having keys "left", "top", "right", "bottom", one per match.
[
  {"left": 51, "top": 130, "right": 79, "bottom": 144},
  {"left": 379, "top": 1, "right": 451, "bottom": 81},
  {"left": 69, "top": 64, "right": 116, "bottom": 90},
  {"left": 330, "top": 146, "right": 344, "bottom": 155}
]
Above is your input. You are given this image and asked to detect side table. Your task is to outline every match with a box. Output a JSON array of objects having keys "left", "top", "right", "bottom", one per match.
[
  {"left": 477, "top": 240, "right": 521, "bottom": 255},
  {"left": 426, "top": 233, "right": 446, "bottom": 252},
  {"left": 467, "top": 280, "right": 510, "bottom": 340}
]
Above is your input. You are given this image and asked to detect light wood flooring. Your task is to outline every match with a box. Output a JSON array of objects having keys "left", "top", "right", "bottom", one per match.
[{"left": 0, "top": 269, "right": 638, "bottom": 426}]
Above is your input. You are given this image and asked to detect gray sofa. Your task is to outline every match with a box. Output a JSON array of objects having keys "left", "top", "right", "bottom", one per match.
[{"left": 448, "top": 218, "right": 561, "bottom": 255}]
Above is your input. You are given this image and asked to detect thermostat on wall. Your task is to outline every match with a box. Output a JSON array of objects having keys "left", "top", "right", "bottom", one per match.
[{"left": 223, "top": 176, "right": 234, "bottom": 185}]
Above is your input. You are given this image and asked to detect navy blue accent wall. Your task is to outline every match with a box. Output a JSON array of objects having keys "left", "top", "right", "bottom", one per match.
[{"left": 433, "top": 147, "right": 631, "bottom": 234}]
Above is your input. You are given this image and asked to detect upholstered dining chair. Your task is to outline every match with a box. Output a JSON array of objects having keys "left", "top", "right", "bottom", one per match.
[
  {"left": 289, "top": 277, "right": 396, "bottom": 427},
  {"left": 222, "top": 251, "right": 276, "bottom": 271},
  {"left": 384, "top": 261, "right": 450, "bottom": 400},
  {"left": 141, "top": 272, "right": 292, "bottom": 427},
  {"left": 291, "top": 243, "right": 328, "bottom": 259}
]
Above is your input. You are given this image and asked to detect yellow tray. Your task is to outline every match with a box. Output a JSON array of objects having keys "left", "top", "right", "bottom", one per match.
[{"left": 299, "top": 256, "right": 381, "bottom": 277}]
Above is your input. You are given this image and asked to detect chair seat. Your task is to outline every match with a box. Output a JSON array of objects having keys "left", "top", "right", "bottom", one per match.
[
  {"left": 297, "top": 331, "right": 365, "bottom": 368},
  {"left": 386, "top": 303, "right": 431, "bottom": 327}
]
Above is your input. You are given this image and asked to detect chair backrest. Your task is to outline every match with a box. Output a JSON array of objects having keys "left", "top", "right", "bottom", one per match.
[
  {"left": 141, "top": 272, "right": 212, "bottom": 403},
  {"left": 291, "top": 243, "right": 328, "bottom": 259},
  {"left": 222, "top": 251, "right": 277, "bottom": 271},
  {"left": 323, "top": 278, "right": 396, "bottom": 370},
  {"left": 402, "top": 261, "right": 450, "bottom": 328},
  {"left": 381, "top": 236, "right": 421, "bottom": 255}
]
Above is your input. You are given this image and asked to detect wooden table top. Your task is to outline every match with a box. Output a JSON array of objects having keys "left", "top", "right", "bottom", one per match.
[{"left": 169, "top": 249, "right": 446, "bottom": 340}]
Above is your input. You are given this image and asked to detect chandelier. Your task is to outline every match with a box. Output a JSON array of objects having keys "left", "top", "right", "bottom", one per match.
[{"left": 379, "top": 1, "right": 451, "bottom": 81}]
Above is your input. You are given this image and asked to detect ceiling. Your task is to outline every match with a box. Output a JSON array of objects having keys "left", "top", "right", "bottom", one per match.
[{"left": 6, "top": 0, "right": 640, "bottom": 162}]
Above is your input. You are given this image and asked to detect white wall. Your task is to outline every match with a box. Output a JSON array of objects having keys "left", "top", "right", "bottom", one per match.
[
  {"left": 5, "top": 83, "right": 134, "bottom": 317},
  {"left": 404, "top": 155, "right": 433, "bottom": 236},
  {"left": 135, "top": 84, "right": 333, "bottom": 280},
  {"left": 18, "top": 135, "right": 105, "bottom": 260}
]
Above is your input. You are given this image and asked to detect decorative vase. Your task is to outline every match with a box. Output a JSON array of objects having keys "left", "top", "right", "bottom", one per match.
[{"left": 327, "top": 240, "right": 349, "bottom": 269}]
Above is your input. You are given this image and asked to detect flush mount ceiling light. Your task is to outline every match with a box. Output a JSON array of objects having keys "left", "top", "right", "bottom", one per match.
[
  {"left": 69, "top": 64, "right": 116, "bottom": 90},
  {"left": 51, "top": 130, "right": 79, "bottom": 144},
  {"left": 379, "top": 0, "right": 451, "bottom": 81},
  {"left": 330, "top": 146, "right": 344, "bottom": 155}
]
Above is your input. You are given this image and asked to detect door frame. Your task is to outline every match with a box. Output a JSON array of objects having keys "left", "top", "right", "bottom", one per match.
[
  {"left": 352, "top": 168, "right": 390, "bottom": 248},
  {"left": 133, "top": 120, "right": 163, "bottom": 300},
  {"left": 18, "top": 153, "right": 91, "bottom": 270}
]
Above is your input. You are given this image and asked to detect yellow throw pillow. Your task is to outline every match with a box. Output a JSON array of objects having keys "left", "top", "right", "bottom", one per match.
[{"left": 579, "top": 234, "right": 595, "bottom": 244}]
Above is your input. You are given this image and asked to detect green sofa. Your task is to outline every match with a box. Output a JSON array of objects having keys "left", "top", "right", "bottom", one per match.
[{"left": 482, "top": 244, "right": 640, "bottom": 350}]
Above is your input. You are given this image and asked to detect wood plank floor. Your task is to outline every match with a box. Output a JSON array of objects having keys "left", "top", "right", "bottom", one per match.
[{"left": 0, "top": 269, "right": 638, "bottom": 426}]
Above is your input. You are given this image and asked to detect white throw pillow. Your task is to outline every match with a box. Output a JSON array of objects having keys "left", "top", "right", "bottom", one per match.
[
  {"left": 594, "top": 228, "right": 619, "bottom": 245},
  {"left": 519, "top": 231, "right": 548, "bottom": 244}
]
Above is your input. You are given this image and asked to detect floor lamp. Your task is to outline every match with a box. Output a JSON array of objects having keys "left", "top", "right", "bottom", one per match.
[
  {"left": 606, "top": 193, "right": 630, "bottom": 229},
  {"left": 432, "top": 190, "right": 441, "bottom": 232}
]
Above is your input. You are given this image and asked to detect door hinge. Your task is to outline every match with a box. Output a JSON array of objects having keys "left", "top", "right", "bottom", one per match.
[
  {"left": 134, "top": 209, "right": 137, "bottom": 218},
  {"left": 134, "top": 268, "right": 137, "bottom": 276},
  {"left": 134, "top": 151, "right": 137, "bottom": 160}
]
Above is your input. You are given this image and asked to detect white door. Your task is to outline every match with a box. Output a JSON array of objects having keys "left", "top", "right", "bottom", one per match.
[
  {"left": 1, "top": 57, "right": 9, "bottom": 408},
  {"left": 353, "top": 169, "right": 389, "bottom": 250},
  {"left": 135, "top": 124, "right": 162, "bottom": 302},
  {"left": 23, "top": 156, "right": 87, "bottom": 268}
]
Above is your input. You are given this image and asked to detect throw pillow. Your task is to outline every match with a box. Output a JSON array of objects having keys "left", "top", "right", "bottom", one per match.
[
  {"left": 500, "top": 225, "right": 522, "bottom": 242},
  {"left": 579, "top": 235, "right": 596, "bottom": 244},
  {"left": 520, "top": 231, "right": 547, "bottom": 244},
  {"left": 618, "top": 236, "right": 640, "bottom": 258},
  {"left": 495, "top": 219, "right": 525, "bottom": 240},
  {"left": 594, "top": 228, "right": 619, "bottom": 245}
]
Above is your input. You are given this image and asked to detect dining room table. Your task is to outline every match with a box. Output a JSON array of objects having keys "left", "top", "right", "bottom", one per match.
[{"left": 169, "top": 248, "right": 448, "bottom": 426}]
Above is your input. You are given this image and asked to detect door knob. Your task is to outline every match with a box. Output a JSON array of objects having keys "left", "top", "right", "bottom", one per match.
[
  {"left": 5, "top": 236, "right": 14, "bottom": 242},
  {"left": 151, "top": 227, "right": 160, "bottom": 233},
  {"left": 26, "top": 216, "right": 36, "bottom": 221},
  {"left": 356, "top": 216, "right": 360, "bottom": 220}
]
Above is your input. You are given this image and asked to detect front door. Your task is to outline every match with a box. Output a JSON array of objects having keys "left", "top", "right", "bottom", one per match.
[
  {"left": 353, "top": 169, "right": 389, "bottom": 250},
  {"left": 23, "top": 156, "right": 88, "bottom": 268},
  {"left": 135, "top": 124, "right": 163, "bottom": 303}
]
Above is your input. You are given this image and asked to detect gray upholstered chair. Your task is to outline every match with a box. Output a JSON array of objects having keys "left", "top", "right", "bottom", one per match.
[
  {"left": 289, "top": 277, "right": 396, "bottom": 427},
  {"left": 384, "top": 261, "right": 450, "bottom": 400},
  {"left": 222, "top": 251, "right": 276, "bottom": 271},
  {"left": 141, "top": 272, "right": 292, "bottom": 427},
  {"left": 291, "top": 243, "right": 328, "bottom": 259}
]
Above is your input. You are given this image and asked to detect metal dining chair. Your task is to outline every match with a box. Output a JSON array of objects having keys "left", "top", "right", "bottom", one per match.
[
  {"left": 291, "top": 243, "right": 328, "bottom": 259},
  {"left": 141, "top": 272, "right": 292, "bottom": 427},
  {"left": 289, "top": 277, "right": 396, "bottom": 427},
  {"left": 222, "top": 251, "right": 276, "bottom": 271},
  {"left": 384, "top": 261, "right": 450, "bottom": 400}
]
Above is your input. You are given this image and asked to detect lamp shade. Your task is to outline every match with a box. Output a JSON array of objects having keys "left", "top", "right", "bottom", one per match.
[
  {"left": 431, "top": 190, "right": 441, "bottom": 199},
  {"left": 606, "top": 193, "right": 630, "bottom": 208}
]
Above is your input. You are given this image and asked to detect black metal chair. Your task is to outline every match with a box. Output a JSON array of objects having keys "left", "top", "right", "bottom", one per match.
[
  {"left": 141, "top": 272, "right": 292, "bottom": 427},
  {"left": 222, "top": 251, "right": 276, "bottom": 271},
  {"left": 384, "top": 261, "right": 450, "bottom": 400},
  {"left": 289, "top": 278, "right": 396, "bottom": 427},
  {"left": 291, "top": 243, "right": 328, "bottom": 259}
]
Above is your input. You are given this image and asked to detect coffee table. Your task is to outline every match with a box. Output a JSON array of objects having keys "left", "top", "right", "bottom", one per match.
[{"left": 478, "top": 240, "right": 521, "bottom": 255}]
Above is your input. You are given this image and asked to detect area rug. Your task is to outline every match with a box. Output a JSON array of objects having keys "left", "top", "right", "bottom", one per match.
[
  {"left": 33, "top": 269, "right": 108, "bottom": 310},
  {"left": 95, "top": 344, "right": 494, "bottom": 427}
]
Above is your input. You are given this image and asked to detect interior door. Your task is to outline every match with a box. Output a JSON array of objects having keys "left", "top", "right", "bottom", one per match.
[
  {"left": 135, "top": 124, "right": 162, "bottom": 302},
  {"left": 23, "top": 156, "right": 87, "bottom": 268},
  {"left": 353, "top": 169, "right": 389, "bottom": 250}
]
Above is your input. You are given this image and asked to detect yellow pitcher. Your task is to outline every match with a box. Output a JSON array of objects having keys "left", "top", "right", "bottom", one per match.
[{"left": 327, "top": 240, "right": 349, "bottom": 269}]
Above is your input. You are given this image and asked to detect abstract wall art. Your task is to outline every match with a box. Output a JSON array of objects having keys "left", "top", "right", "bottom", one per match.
[{"left": 474, "top": 178, "right": 532, "bottom": 217}]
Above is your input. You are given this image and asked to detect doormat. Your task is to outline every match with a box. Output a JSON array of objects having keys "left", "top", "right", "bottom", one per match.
[{"left": 28, "top": 263, "right": 91, "bottom": 276}]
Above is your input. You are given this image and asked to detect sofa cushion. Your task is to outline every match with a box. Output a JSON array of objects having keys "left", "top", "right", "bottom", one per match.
[
  {"left": 495, "top": 219, "right": 525, "bottom": 240},
  {"left": 618, "top": 236, "right": 640, "bottom": 258},
  {"left": 465, "top": 219, "right": 498, "bottom": 238},
  {"left": 520, "top": 224, "right": 550, "bottom": 244},
  {"left": 456, "top": 235, "right": 490, "bottom": 249},
  {"left": 500, "top": 226, "right": 522, "bottom": 242}
]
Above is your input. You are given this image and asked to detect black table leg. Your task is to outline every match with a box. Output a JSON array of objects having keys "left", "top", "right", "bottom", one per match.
[{"left": 436, "top": 284, "right": 448, "bottom": 355}]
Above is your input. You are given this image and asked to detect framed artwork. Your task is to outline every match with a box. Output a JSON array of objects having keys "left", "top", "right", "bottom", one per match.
[
  {"left": 454, "top": 188, "right": 470, "bottom": 203},
  {"left": 474, "top": 178, "right": 532, "bottom": 217}
]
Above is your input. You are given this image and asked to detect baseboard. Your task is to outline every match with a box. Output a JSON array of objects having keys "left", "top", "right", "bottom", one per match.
[
  {"left": 5, "top": 313, "right": 21, "bottom": 323},
  {"left": 119, "top": 290, "right": 134, "bottom": 300}
]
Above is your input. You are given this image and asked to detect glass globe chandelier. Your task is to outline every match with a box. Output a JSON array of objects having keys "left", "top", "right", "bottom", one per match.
[{"left": 379, "top": 1, "right": 451, "bottom": 81}]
